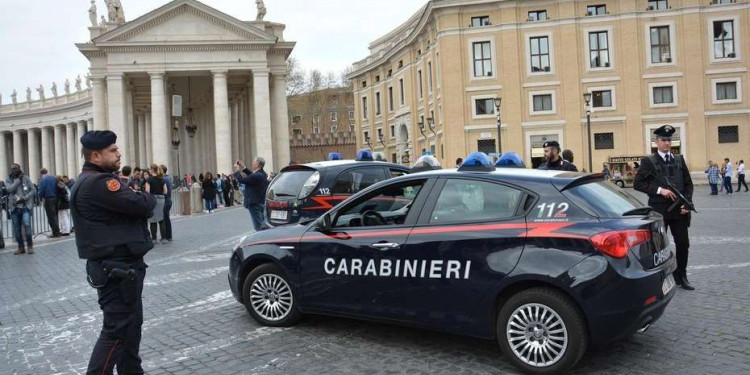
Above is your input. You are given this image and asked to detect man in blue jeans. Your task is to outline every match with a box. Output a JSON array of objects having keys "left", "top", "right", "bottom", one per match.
[
  {"left": 161, "top": 164, "right": 173, "bottom": 241},
  {"left": 38, "top": 168, "right": 62, "bottom": 237},
  {"left": 233, "top": 157, "right": 268, "bottom": 231},
  {"left": 6, "top": 164, "right": 37, "bottom": 254}
]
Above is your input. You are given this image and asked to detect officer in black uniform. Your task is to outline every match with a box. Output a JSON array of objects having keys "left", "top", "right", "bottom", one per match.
[
  {"left": 634, "top": 125, "right": 695, "bottom": 290},
  {"left": 538, "top": 141, "right": 578, "bottom": 171},
  {"left": 70, "top": 130, "right": 156, "bottom": 374}
]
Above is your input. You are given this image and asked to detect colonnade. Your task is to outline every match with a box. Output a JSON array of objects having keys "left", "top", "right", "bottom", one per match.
[{"left": 0, "top": 120, "right": 90, "bottom": 183}]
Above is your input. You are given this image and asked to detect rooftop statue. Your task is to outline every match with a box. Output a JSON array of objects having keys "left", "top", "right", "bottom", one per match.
[
  {"left": 89, "top": 0, "right": 97, "bottom": 27},
  {"left": 255, "top": 0, "right": 266, "bottom": 21}
]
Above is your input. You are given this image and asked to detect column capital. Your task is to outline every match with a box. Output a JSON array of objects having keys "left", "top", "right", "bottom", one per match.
[
  {"left": 106, "top": 73, "right": 124, "bottom": 81},
  {"left": 148, "top": 71, "right": 166, "bottom": 79},
  {"left": 211, "top": 70, "right": 229, "bottom": 77},
  {"left": 252, "top": 69, "right": 270, "bottom": 78}
]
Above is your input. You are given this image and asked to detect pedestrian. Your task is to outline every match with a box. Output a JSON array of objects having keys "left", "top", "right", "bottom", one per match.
[
  {"left": 234, "top": 157, "right": 269, "bottom": 231},
  {"left": 537, "top": 141, "right": 578, "bottom": 171},
  {"left": 70, "top": 130, "right": 156, "bottom": 374},
  {"left": 7, "top": 163, "right": 36, "bottom": 254},
  {"left": 737, "top": 159, "right": 748, "bottom": 192},
  {"left": 0, "top": 179, "right": 7, "bottom": 249},
  {"left": 64, "top": 175, "right": 76, "bottom": 189},
  {"left": 38, "top": 168, "right": 63, "bottom": 238},
  {"left": 202, "top": 172, "right": 217, "bottom": 213},
  {"left": 144, "top": 164, "right": 167, "bottom": 243},
  {"left": 634, "top": 125, "right": 695, "bottom": 290},
  {"left": 601, "top": 163, "right": 611, "bottom": 181},
  {"left": 562, "top": 149, "right": 575, "bottom": 165},
  {"left": 215, "top": 173, "right": 225, "bottom": 207},
  {"left": 723, "top": 158, "right": 733, "bottom": 195},
  {"left": 161, "top": 164, "right": 173, "bottom": 241},
  {"left": 130, "top": 167, "right": 143, "bottom": 191},
  {"left": 120, "top": 165, "right": 132, "bottom": 185},
  {"left": 705, "top": 161, "right": 720, "bottom": 195},
  {"left": 56, "top": 175, "right": 72, "bottom": 236},
  {"left": 455, "top": 157, "right": 463, "bottom": 168}
]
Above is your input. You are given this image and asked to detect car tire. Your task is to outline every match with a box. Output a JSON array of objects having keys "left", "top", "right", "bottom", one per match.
[
  {"left": 242, "top": 263, "right": 301, "bottom": 327},
  {"left": 497, "top": 287, "right": 588, "bottom": 375},
  {"left": 616, "top": 181, "right": 625, "bottom": 188}
]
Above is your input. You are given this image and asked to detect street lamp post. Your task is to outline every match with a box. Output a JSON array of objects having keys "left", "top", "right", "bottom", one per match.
[
  {"left": 171, "top": 119, "right": 182, "bottom": 181},
  {"left": 493, "top": 97, "right": 502, "bottom": 155},
  {"left": 583, "top": 92, "right": 593, "bottom": 173},
  {"left": 418, "top": 118, "right": 427, "bottom": 154},
  {"left": 378, "top": 133, "right": 386, "bottom": 149},
  {"left": 365, "top": 134, "right": 372, "bottom": 150},
  {"left": 426, "top": 117, "right": 437, "bottom": 156}
]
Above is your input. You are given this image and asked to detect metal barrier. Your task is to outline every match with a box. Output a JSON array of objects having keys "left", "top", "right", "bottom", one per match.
[{"left": 2, "top": 204, "right": 53, "bottom": 240}]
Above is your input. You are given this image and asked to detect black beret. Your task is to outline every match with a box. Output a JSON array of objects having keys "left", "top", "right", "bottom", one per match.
[
  {"left": 81, "top": 130, "right": 117, "bottom": 150},
  {"left": 653, "top": 125, "right": 675, "bottom": 139},
  {"left": 543, "top": 140, "right": 560, "bottom": 149}
]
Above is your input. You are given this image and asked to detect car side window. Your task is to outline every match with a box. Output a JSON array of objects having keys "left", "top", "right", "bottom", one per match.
[
  {"left": 390, "top": 168, "right": 407, "bottom": 178},
  {"left": 331, "top": 168, "right": 386, "bottom": 195},
  {"left": 429, "top": 179, "right": 522, "bottom": 224},
  {"left": 334, "top": 181, "right": 424, "bottom": 228}
]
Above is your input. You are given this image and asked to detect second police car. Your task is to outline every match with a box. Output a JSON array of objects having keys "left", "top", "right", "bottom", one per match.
[{"left": 229, "top": 152, "right": 676, "bottom": 374}]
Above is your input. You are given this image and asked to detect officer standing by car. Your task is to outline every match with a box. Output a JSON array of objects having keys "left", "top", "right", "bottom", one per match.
[
  {"left": 537, "top": 141, "right": 578, "bottom": 171},
  {"left": 70, "top": 130, "right": 156, "bottom": 374},
  {"left": 634, "top": 125, "right": 695, "bottom": 290}
]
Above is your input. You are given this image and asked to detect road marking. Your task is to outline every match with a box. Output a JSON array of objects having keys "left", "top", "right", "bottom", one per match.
[{"left": 690, "top": 262, "right": 750, "bottom": 270}]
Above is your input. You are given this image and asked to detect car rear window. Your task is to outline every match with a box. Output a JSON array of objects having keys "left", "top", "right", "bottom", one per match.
[
  {"left": 266, "top": 169, "right": 315, "bottom": 199},
  {"left": 563, "top": 181, "right": 644, "bottom": 218}
]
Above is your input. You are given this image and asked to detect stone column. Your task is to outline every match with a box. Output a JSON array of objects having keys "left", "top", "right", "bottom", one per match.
[
  {"left": 27, "top": 129, "right": 40, "bottom": 183},
  {"left": 253, "top": 70, "right": 274, "bottom": 170},
  {"left": 125, "top": 83, "right": 136, "bottom": 166},
  {"left": 0, "top": 132, "right": 8, "bottom": 179},
  {"left": 137, "top": 114, "right": 147, "bottom": 166},
  {"left": 92, "top": 77, "right": 107, "bottom": 130},
  {"left": 12, "top": 130, "right": 24, "bottom": 170},
  {"left": 41, "top": 127, "right": 52, "bottom": 172},
  {"left": 54, "top": 125, "right": 65, "bottom": 175},
  {"left": 237, "top": 93, "right": 245, "bottom": 162},
  {"left": 244, "top": 84, "right": 253, "bottom": 162},
  {"left": 150, "top": 73, "right": 169, "bottom": 166},
  {"left": 106, "top": 74, "right": 129, "bottom": 166},
  {"left": 212, "top": 70, "right": 232, "bottom": 175},
  {"left": 231, "top": 99, "right": 239, "bottom": 162},
  {"left": 66, "top": 123, "right": 77, "bottom": 177},
  {"left": 271, "top": 74, "right": 291, "bottom": 168},
  {"left": 145, "top": 112, "right": 153, "bottom": 164},
  {"left": 77, "top": 120, "right": 87, "bottom": 171}
]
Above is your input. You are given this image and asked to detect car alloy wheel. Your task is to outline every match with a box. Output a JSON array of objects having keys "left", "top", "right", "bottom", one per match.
[
  {"left": 506, "top": 303, "right": 568, "bottom": 367},
  {"left": 250, "top": 274, "right": 293, "bottom": 322}
]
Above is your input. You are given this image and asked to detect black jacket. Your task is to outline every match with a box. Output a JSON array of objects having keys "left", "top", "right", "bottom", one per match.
[
  {"left": 634, "top": 154, "right": 693, "bottom": 217},
  {"left": 234, "top": 168, "right": 268, "bottom": 206},
  {"left": 539, "top": 158, "right": 578, "bottom": 172}
]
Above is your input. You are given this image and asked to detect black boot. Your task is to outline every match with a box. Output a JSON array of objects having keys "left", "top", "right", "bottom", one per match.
[
  {"left": 680, "top": 274, "right": 695, "bottom": 291},
  {"left": 0, "top": 239, "right": 4, "bottom": 249}
]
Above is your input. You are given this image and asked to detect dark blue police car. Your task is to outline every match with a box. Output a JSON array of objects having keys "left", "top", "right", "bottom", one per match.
[{"left": 229, "top": 153, "right": 676, "bottom": 374}]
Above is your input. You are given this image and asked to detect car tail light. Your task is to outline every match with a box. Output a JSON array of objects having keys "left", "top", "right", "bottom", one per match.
[
  {"left": 297, "top": 171, "right": 321, "bottom": 199},
  {"left": 589, "top": 230, "right": 651, "bottom": 258}
]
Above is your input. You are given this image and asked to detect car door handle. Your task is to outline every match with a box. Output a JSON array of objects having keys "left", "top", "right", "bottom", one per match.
[{"left": 371, "top": 242, "right": 400, "bottom": 250}]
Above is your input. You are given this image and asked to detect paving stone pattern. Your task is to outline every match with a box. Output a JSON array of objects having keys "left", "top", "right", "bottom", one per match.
[{"left": 1, "top": 189, "right": 749, "bottom": 374}]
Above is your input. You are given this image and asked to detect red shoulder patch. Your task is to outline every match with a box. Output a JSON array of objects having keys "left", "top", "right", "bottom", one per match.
[{"left": 106, "top": 179, "right": 121, "bottom": 192}]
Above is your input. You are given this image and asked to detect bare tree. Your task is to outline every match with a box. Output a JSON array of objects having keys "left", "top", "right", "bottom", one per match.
[
  {"left": 286, "top": 57, "right": 307, "bottom": 96},
  {"left": 308, "top": 69, "right": 323, "bottom": 92},
  {"left": 339, "top": 66, "right": 354, "bottom": 88},
  {"left": 323, "top": 71, "right": 338, "bottom": 89}
]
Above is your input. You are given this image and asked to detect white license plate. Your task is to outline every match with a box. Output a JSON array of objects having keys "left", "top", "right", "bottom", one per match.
[
  {"left": 662, "top": 273, "right": 675, "bottom": 295},
  {"left": 270, "top": 210, "right": 288, "bottom": 220}
]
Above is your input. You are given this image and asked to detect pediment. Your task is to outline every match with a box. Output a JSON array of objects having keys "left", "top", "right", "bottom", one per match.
[{"left": 95, "top": 0, "right": 275, "bottom": 44}]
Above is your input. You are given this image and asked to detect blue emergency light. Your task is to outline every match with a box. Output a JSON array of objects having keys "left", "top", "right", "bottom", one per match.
[
  {"left": 411, "top": 154, "right": 442, "bottom": 172},
  {"left": 356, "top": 149, "right": 374, "bottom": 161},
  {"left": 496, "top": 152, "right": 526, "bottom": 168},
  {"left": 458, "top": 152, "right": 496, "bottom": 172},
  {"left": 327, "top": 152, "right": 343, "bottom": 161}
]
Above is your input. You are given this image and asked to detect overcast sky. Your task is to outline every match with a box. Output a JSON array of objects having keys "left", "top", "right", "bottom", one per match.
[{"left": 0, "top": 0, "right": 426, "bottom": 101}]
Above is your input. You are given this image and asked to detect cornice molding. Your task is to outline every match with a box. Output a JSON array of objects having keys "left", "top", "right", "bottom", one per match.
[{"left": 100, "top": 44, "right": 271, "bottom": 53}]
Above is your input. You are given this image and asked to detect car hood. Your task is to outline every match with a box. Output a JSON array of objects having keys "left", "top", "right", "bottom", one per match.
[{"left": 240, "top": 222, "right": 311, "bottom": 247}]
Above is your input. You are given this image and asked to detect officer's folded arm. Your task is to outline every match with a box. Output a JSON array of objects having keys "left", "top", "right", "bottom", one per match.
[{"left": 91, "top": 177, "right": 157, "bottom": 218}]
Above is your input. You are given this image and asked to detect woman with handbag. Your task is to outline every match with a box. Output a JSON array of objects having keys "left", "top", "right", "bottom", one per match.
[{"left": 144, "top": 164, "right": 168, "bottom": 243}]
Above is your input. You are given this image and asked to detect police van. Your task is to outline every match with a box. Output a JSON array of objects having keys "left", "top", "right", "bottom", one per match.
[
  {"left": 229, "top": 152, "right": 676, "bottom": 374},
  {"left": 264, "top": 151, "right": 409, "bottom": 227}
]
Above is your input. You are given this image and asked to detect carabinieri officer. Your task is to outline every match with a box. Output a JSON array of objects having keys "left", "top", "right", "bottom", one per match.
[
  {"left": 634, "top": 125, "right": 695, "bottom": 290},
  {"left": 70, "top": 130, "right": 156, "bottom": 374}
]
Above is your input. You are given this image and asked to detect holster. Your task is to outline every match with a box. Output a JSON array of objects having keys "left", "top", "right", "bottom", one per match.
[{"left": 86, "top": 259, "right": 143, "bottom": 306}]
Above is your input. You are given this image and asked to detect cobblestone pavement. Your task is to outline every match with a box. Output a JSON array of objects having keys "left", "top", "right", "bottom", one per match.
[{"left": 1, "top": 189, "right": 749, "bottom": 375}]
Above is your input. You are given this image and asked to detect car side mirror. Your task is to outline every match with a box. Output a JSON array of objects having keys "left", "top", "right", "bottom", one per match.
[{"left": 316, "top": 213, "right": 332, "bottom": 233}]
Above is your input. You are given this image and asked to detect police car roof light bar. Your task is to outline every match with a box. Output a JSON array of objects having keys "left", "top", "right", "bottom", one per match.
[
  {"left": 458, "top": 152, "right": 496, "bottom": 172},
  {"left": 356, "top": 149, "right": 374, "bottom": 161},
  {"left": 327, "top": 152, "right": 343, "bottom": 161}
]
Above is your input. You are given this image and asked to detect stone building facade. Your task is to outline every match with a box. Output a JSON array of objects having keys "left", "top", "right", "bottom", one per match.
[
  {"left": 348, "top": 0, "right": 750, "bottom": 172},
  {"left": 288, "top": 87, "right": 357, "bottom": 163}
]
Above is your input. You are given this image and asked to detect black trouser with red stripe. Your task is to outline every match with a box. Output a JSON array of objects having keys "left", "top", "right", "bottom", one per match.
[
  {"left": 86, "top": 260, "right": 146, "bottom": 375},
  {"left": 654, "top": 203, "right": 691, "bottom": 277}
]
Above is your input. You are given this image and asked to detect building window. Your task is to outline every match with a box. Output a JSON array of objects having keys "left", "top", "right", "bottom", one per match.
[
  {"left": 398, "top": 60, "right": 403, "bottom": 68},
  {"left": 390, "top": 125, "right": 395, "bottom": 137},
  {"left": 712, "top": 0, "right": 735, "bottom": 5},
  {"left": 418, "top": 70, "right": 423, "bottom": 98},
  {"left": 375, "top": 92, "right": 381, "bottom": 115},
  {"left": 650, "top": 26, "right": 672, "bottom": 63},
  {"left": 388, "top": 87, "right": 394, "bottom": 111},
  {"left": 330, "top": 112, "right": 337, "bottom": 122},
  {"left": 292, "top": 128, "right": 302, "bottom": 136},
  {"left": 291, "top": 115, "right": 301, "bottom": 124},
  {"left": 716, "top": 81, "right": 738, "bottom": 100},
  {"left": 377, "top": 128, "right": 383, "bottom": 140},
  {"left": 399, "top": 79, "right": 405, "bottom": 106},
  {"left": 592, "top": 90, "right": 613, "bottom": 108},
  {"left": 375, "top": 75, "right": 380, "bottom": 83},
  {"left": 312, "top": 126, "right": 319, "bottom": 134},
  {"left": 477, "top": 139, "right": 496, "bottom": 154},
  {"left": 471, "top": 16, "right": 491, "bottom": 27},
  {"left": 472, "top": 41, "right": 493, "bottom": 77},
  {"left": 475, "top": 98, "right": 496, "bottom": 116},
  {"left": 313, "top": 114, "right": 319, "bottom": 124},
  {"left": 718, "top": 126, "right": 739, "bottom": 143},
  {"left": 428, "top": 62, "right": 433, "bottom": 92},
  {"left": 528, "top": 10, "right": 548, "bottom": 21},
  {"left": 362, "top": 97, "right": 368, "bottom": 119},
  {"left": 331, "top": 125, "right": 338, "bottom": 133},
  {"left": 392, "top": 153, "right": 397, "bottom": 163},
  {"left": 587, "top": 5, "right": 606, "bottom": 16},
  {"left": 594, "top": 133, "right": 615, "bottom": 149},
  {"left": 349, "top": 124, "right": 355, "bottom": 132},
  {"left": 348, "top": 111, "right": 354, "bottom": 120},
  {"left": 361, "top": 80, "right": 367, "bottom": 88},
  {"left": 529, "top": 36, "right": 551, "bottom": 72},
  {"left": 532, "top": 94, "right": 553, "bottom": 112},
  {"left": 713, "top": 20, "right": 736, "bottom": 59},
  {"left": 387, "top": 69, "right": 392, "bottom": 77},
  {"left": 363, "top": 131, "right": 369, "bottom": 142},
  {"left": 653, "top": 86, "right": 674, "bottom": 104},
  {"left": 589, "top": 31, "right": 610, "bottom": 68},
  {"left": 648, "top": 1, "right": 669, "bottom": 10}
]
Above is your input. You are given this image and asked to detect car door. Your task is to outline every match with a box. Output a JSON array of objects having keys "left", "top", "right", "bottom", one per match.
[
  {"left": 400, "top": 177, "right": 529, "bottom": 328},
  {"left": 299, "top": 177, "right": 435, "bottom": 319}
]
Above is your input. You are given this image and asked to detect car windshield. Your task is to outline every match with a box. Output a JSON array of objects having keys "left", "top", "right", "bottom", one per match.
[
  {"left": 266, "top": 169, "right": 315, "bottom": 199},
  {"left": 563, "top": 180, "right": 644, "bottom": 218}
]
